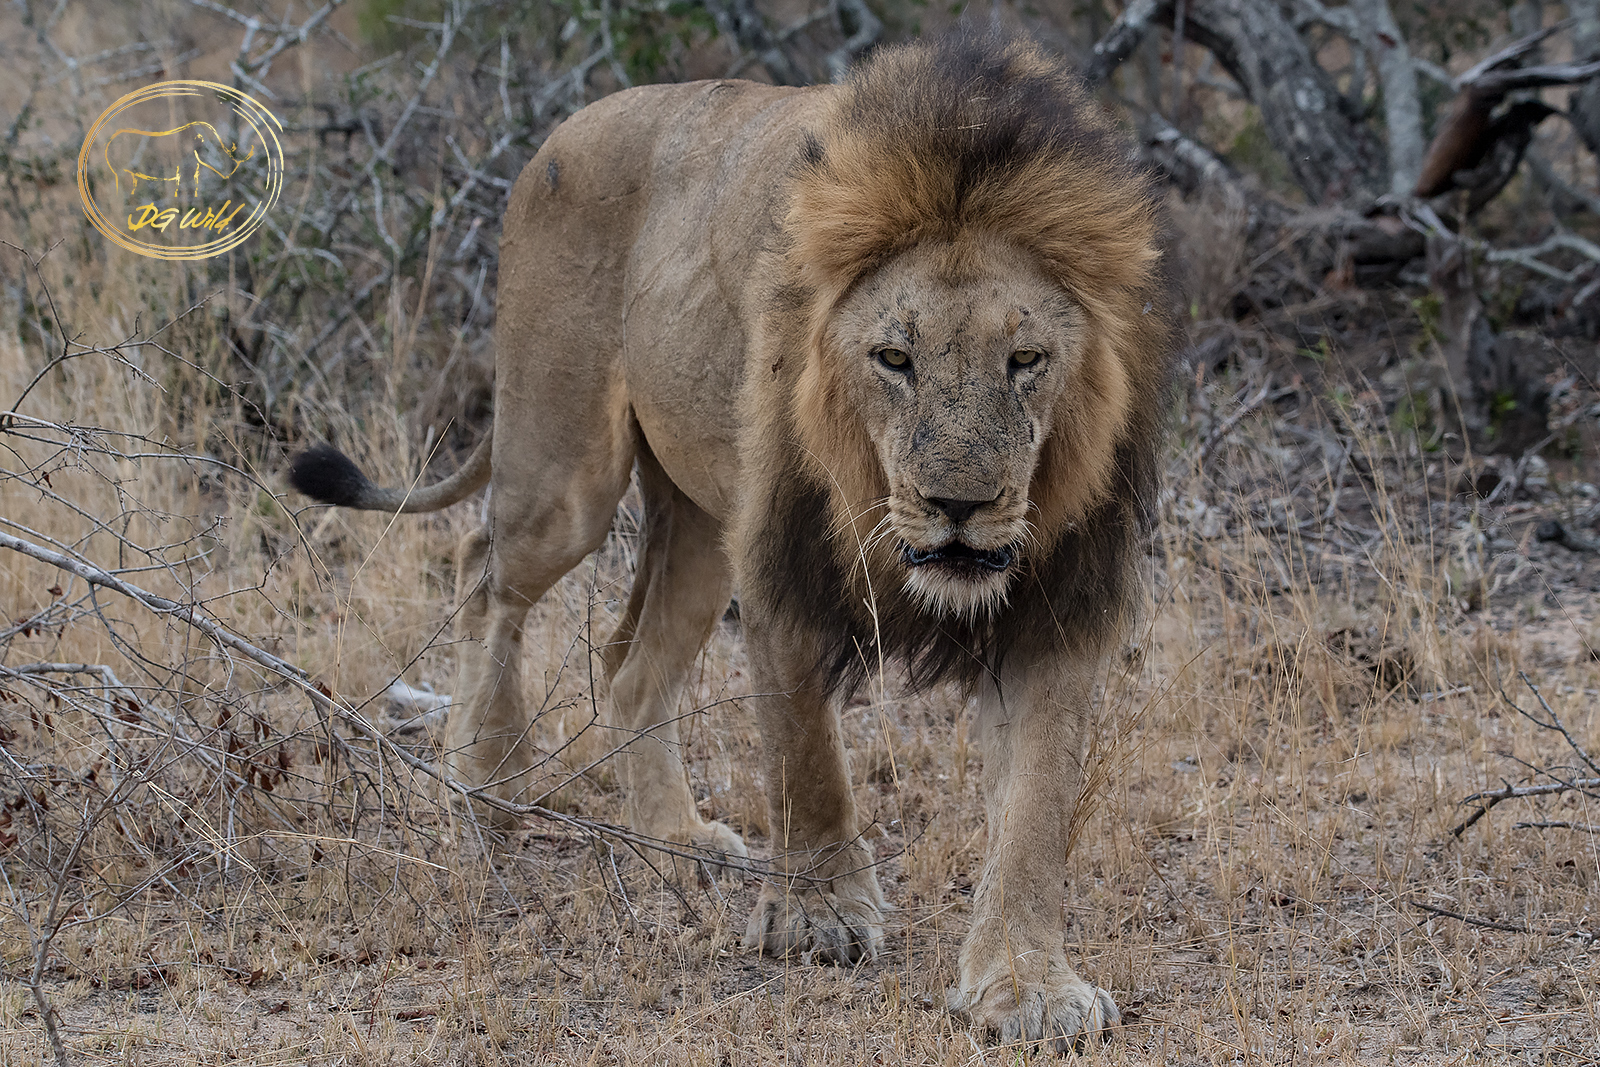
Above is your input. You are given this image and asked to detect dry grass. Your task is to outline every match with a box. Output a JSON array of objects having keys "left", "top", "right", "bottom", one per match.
[
  {"left": 4, "top": 234, "right": 1598, "bottom": 1066},
  {"left": 3, "top": 4, "right": 1600, "bottom": 1066}
]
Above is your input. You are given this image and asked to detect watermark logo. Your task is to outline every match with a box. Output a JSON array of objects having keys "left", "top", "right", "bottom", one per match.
[{"left": 77, "top": 80, "right": 284, "bottom": 261}]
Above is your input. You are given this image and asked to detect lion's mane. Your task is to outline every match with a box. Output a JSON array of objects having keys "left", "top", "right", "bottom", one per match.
[{"left": 739, "top": 34, "right": 1176, "bottom": 696}]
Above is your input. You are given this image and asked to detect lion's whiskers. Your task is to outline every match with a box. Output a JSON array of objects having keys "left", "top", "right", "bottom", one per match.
[
  {"left": 830, "top": 496, "right": 890, "bottom": 543},
  {"left": 1015, "top": 516, "right": 1042, "bottom": 554},
  {"left": 843, "top": 510, "right": 899, "bottom": 588},
  {"left": 863, "top": 513, "right": 899, "bottom": 555}
]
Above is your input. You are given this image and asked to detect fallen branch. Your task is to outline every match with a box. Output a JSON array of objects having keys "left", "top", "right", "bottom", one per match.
[
  {"left": 1449, "top": 673, "right": 1600, "bottom": 837},
  {"left": 1410, "top": 204, "right": 1600, "bottom": 284},
  {"left": 1451, "top": 777, "right": 1600, "bottom": 837},
  {"left": 1460, "top": 779, "right": 1600, "bottom": 804},
  {"left": 1407, "top": 899, "right": 1596, "bottom": 943},
  {"left": 0, "top": 526, "right": 897, "bottom": 887}
]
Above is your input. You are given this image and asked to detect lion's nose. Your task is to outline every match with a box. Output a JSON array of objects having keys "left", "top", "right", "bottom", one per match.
[{"left": 922, "top": 493, "right": 997, "bottom": 523}]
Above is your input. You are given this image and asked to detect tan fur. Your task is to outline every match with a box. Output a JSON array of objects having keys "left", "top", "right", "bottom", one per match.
[{"left": 291, "top": 36, "right": 1171, "bottom": 1049}]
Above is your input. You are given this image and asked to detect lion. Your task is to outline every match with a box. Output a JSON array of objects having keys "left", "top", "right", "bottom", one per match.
[{"left": 289, "top": 34, "right": 1173, "bottom": 1049}]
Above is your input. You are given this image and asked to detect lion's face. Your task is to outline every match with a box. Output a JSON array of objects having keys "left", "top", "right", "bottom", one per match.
[{"left": 821, "top": 237, "right": 1086, "bottom": 619}]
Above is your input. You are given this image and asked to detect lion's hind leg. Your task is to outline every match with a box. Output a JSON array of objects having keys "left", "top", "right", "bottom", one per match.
[
  {"left": 604, "top": 449, "right": 746, "bottom": 868},
  {"left": 446, "top": 457, "right": 632, "bottom": 833}
]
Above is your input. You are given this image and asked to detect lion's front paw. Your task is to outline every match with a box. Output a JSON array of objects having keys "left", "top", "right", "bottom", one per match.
[
  {"left": 950, "top": 947, "right": 1119, "bottom": 1052},
  {"left": 742, "top": 871, "right": 885, "bottom": 964}
]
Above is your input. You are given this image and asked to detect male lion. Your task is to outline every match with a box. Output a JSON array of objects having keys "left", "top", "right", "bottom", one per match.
[{"left": 290, "top": 34, "right": 1172, "bottom": 1048}]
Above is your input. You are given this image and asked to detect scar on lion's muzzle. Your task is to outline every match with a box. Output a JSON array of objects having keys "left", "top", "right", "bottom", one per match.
[{"left": 902, "top": 541, "right": 1016, "bottom": 572}]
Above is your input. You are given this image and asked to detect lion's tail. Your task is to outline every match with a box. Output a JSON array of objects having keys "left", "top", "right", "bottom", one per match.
[{"left": 288, "top": 435, "right": 492, "bottom": 514}]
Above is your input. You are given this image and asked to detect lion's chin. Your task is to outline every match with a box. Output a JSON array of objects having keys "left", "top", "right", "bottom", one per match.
[{"left": 900, "top": 542, "right": 1017, "bottom": 621}]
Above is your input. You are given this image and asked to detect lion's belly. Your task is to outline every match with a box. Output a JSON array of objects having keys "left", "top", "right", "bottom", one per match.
[{"left": 625, "top": 330, "right": 745, "bottom": 523}]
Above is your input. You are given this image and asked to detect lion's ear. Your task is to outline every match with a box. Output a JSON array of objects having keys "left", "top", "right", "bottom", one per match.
[{"left": 799, "top": 132, "right": 825, "bottom": 169}]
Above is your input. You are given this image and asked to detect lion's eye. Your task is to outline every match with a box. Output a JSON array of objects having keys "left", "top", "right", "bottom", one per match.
[
  {"left": 876, "top": 348, "right": 911, "bottom": 370},
  {"left": 1010, "top": 350, "right": 1044, "bottom": 369}
]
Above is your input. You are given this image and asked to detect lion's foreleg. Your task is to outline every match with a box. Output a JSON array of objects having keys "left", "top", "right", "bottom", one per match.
[
  {"left": 741, "top": 626, "right": 885, "bottom": 963},
  {"left": 951, "top": 653, "right": 1118, "bottom": 1049}
]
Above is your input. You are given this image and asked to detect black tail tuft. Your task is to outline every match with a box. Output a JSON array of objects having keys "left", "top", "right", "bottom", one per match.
[{"left": 288, "top": 444, "right": 374, "bottom": 508}]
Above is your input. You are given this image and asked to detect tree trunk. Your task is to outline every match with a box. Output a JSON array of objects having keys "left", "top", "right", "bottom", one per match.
[
  {"left": 1427, "top": 234, "right": 1493, "bottom": 437},
  {"left": 1182, "top": 0, "right": 1381, "bottom": 201},
  {"left": 1350, "top": 0, "right": 1424, "bottom": 195},
  {"left": 1572, "top": 0, "right": 1600, "bottom": 155},
  {"left": 1088, "top": 0, "right": 1382, "bottom": 203}
]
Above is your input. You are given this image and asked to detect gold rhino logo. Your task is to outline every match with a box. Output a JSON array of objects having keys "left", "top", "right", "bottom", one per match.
[
  {"left": 77, "top": 80, "right": 284, "bottom": 261},
  {"left": 105, "top": 121, "right": 257, "bottom": 200}
]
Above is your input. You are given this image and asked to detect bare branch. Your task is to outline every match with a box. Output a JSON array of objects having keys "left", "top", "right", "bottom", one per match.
[
  {"left": 1459, "top": 778, "right": 1600, "bottom": 805},
  {"left": 824, "top": 0, "right": 883, "bottom": 83},
  {"left": 1451, "top": 776, "right": 1600, "bottom": 837},
  {"left": 1466, "top": 58, "right": 1600, "bottom": 96},
  {"left": 0, "top": 526, "right": 897, "bottom": 886},
  {"left": 1506, "top": 672, "right": 1600, "bottom": 777},
  {"left": 1085, "top": 0, "right": 1168, "bottom": 87},
  {"left": 1456, "top": 16, "right": 1576, "bottom": 86}
]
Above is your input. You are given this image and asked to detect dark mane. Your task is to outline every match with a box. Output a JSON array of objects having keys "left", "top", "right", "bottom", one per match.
[{"left": 752, "top": 445, "right": 1152, "bottom": 699}]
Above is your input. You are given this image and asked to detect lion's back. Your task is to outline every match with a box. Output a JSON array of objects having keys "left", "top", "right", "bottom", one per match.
[{"left": 493, "top": 78, "right": 826, "bottom": 521}]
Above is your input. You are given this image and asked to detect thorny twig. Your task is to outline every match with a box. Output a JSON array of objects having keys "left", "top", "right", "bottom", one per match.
[{"left": 1506, "top": 671, "right": 1600, "bottom": 778}]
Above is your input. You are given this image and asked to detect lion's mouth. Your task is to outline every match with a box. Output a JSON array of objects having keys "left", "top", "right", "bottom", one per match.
[{"left": 901, "top": 540, "right": 1016, "bottom": 574}]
